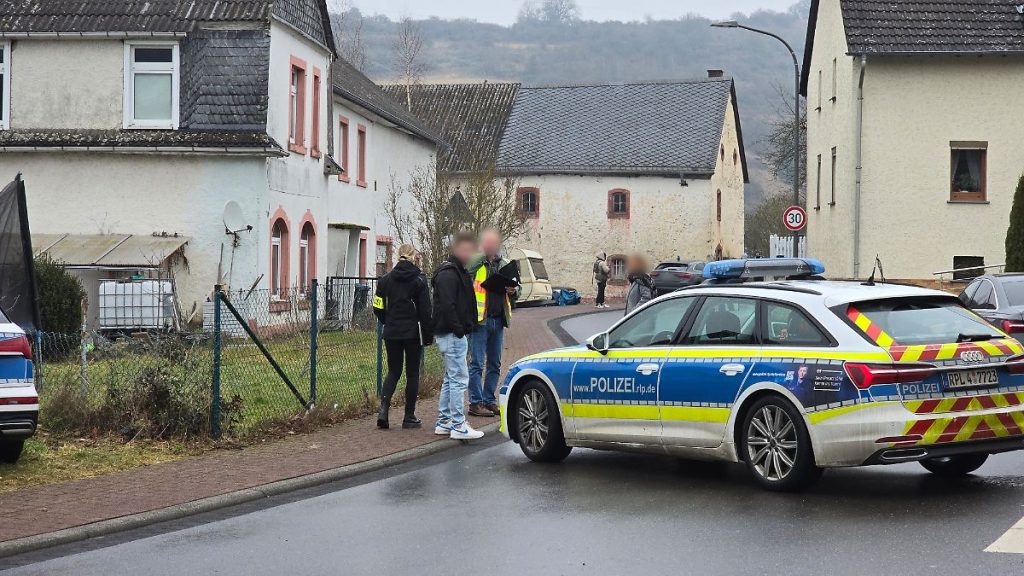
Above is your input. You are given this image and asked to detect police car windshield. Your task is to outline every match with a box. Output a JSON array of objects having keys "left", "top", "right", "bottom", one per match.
[{"left": 852, "top": 298, "right": 1002, "bottom": 346}]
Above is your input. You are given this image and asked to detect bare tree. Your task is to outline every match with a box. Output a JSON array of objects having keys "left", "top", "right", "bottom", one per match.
[
  {"left": 327, "top": 0, "right": 368, "bottom": 71},
  {"left": 385, "top": 167, "right": 528, "bottom": 273},
  {"left": 759, "top": 81, "right": 807, "bottom": 191},
  {"left": 518, "top": 0, "right": 581, "bottom": 24},
  {"left": 392, "top": 17, "right": 426, "bottom": 111}
]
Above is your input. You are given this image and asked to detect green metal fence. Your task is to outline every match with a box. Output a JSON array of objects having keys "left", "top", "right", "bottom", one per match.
[{"left": 35, "top": 278, "right": 443, "bottom": 440}]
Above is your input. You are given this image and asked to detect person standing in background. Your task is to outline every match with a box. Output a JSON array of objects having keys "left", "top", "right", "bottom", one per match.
[
  {"left": 467, "top": 229, "right": 518, "bottom": 418},
  {"left": 373, "top": 245, "right": 432, "bottom": 430},
  {"left": 624, "top": 253, "right": 655, "bottom": 315},
  {"left": 593, "top": 252, "right": 610, "bottom": 308},
  {"left": 431, "top": 232, "right": 485, "bottom": 440}
]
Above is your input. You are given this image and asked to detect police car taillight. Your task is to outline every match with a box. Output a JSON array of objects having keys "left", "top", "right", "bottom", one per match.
[
  {"left": 702, "top": 258, "right": 825, "bottom": 280},
  {"left": 844, "top": 362, "right": 936, "bottom": 389},
  {"left": 0, "top": 335, "right": 32, "bottom": 360}
]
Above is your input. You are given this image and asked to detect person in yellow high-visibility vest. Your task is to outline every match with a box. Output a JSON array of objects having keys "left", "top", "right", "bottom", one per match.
[{"left": 466, "top": 229, "right": 519, "bottom": 417}]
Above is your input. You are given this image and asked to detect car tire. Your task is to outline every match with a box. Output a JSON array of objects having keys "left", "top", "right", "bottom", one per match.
[
  {"left": 919, "top": 454, "right": 988, "bottom": 477},
  {"left": 0, "top": 439, "right": 25, "bottom": 464},
  {"left": 741, "top": 396, "right": 822, "bottom": 492},
  {"left": 514, "top": 380, "right": 571, "bottom": 463}
]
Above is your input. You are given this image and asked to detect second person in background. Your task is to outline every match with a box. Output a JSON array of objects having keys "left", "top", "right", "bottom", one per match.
[{"left": 624, "top": 253, "right": 655, "bottom": 315}]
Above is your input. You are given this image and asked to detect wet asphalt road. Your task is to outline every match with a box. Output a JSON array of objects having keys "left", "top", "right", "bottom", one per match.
[
  {"left": 3, "top": 440, "right": 1024, "bottom": 575},
  {"left": 4, "top": 310, "right": 1024, "bottom": 574}
]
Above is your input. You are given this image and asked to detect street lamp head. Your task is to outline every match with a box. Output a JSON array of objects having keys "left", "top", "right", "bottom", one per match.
[{"left": 711, "top": 20, "right": 740, "bottom": 28}]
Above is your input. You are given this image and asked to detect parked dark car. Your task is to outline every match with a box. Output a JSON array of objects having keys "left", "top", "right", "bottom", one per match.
[
  {"left": 959, "top": 274, "right": 1024, "bottom": 336},
  {"left": 649, "top": 261, "right": 705, "bottom": 295}
]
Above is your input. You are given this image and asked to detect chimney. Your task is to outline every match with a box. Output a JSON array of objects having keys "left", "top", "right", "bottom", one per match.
[{"left": 707, "top": 69, "right": 725, "bottom": 78}]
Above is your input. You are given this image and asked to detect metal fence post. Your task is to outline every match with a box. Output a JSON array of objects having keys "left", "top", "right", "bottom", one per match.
[
  {"left": 309, "top": 278, "right": 318, "bottom": 407},
  {"left": 211, "top": 286, "right": 223, "bottom": 439},
  {"left": 79, "top": 297, "right": 89, "bottom": 396},
  {"left": 376, "top": 320, "right": 384, "bottom": 399}
]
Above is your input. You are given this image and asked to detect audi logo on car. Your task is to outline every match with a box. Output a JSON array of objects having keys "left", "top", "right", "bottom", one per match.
[{"left": 960, "top": 350, "right": 985, "bottom": 363}]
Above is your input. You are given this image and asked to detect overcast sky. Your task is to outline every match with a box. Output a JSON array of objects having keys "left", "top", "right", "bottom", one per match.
[{"left": 355, "top": 0, "right": 799, "bottom": 24}]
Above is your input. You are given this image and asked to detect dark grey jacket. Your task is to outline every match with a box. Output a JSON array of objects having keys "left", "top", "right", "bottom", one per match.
[{"left": 624, "top": 273, "right": 655, "bottom": 315}]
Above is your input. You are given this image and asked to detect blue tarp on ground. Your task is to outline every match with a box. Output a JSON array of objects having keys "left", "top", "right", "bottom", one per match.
[{"left": 555, "top": 288, "right": 581, "bottom": 306}]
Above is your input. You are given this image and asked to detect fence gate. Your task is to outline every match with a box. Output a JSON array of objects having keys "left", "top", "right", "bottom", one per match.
[
  {"left": 769, "top": 234, "right": 807, "bottom": 258},
  {"left": 209, "top": 277, "right": 385, "bottom": 438}
]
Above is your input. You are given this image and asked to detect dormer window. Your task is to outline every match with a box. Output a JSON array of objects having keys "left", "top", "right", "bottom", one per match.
[
  {"left": 0, "top": 41, "right": 9, "bottom": 130},
  {"left": 124, "top": 43, "right": 179, "bottom": 129}
]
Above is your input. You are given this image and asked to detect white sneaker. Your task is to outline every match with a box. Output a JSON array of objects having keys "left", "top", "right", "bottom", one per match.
[
  {"left": 434, "top": 421, "right": 452, "bottom": 435},
  {"left": 450, "top": 422, "right": 484, "bottom": 440}
]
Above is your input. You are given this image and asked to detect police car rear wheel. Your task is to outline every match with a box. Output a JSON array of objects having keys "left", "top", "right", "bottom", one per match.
[
  {"left": 741, "top": 396, "right": 821, "bottom": 492},
  {"left": 515, "top": 381, "right": 571, "bottom": 463},
  {"left": 919, "top": 454, "right": 988, "bottom": 477}
]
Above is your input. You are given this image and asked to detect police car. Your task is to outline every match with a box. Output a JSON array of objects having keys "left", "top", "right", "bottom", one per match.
[
  {"left": 0, "top": 313, "right": 36, "bottom": 465},
  {"left": 499, "top": 258, "right": 1024, "bottom": 491}
]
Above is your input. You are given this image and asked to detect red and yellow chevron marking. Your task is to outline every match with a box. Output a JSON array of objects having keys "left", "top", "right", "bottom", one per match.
[
  {"left": 899, "top": 408, "right": 1024, "bottom": 446},
  {"left": 846, "top": 307, "right": 896, "bottom": 348},
  {"left": 846, "top": 306, "right": 1024, "bottom": 362},
  {"left": 905, "top": 392, "right": 1024, "bottom": 415}
]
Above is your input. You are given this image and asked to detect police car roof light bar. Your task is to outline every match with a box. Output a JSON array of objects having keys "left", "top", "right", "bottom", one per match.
[{"left": 702, "top": 258, "right": 826, "bottom": 281}]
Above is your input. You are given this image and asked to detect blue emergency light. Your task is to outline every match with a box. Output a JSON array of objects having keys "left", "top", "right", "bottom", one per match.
[{"left": 703, "top": 258, "right": 826, "bottom": 281}]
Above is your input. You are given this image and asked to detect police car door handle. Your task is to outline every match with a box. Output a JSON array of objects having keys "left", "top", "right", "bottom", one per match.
[
  {"left": 720, "top": 364, "right": 746, "bottom": 377},
  {"left": 636, "top": 363, "right": 660, "bottom": 376}
]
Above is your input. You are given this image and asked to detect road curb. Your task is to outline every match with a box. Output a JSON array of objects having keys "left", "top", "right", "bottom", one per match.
[{"left": 0, "top": 421, "right": 502, "bottom": 559}]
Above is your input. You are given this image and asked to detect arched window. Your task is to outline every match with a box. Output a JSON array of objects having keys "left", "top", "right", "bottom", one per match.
[
  {"left": 299, "top": 222, "right": 316, "bottom": 294},
  {"left": 608, "top": 255, "right": 627, "bottom": 282},
  {"left": 270, "top": 217, "right": 289, "bottom": 297},
  {"left": 608, "top": 189, "right": 630, "bottom": 218}
]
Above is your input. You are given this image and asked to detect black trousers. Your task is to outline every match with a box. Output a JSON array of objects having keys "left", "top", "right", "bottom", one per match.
[
  {"left": 382, "top": 338, "right": 423, "bottom": 417},
  {"left": 596, "top": 281, "right": 607, "bottom": 305}
]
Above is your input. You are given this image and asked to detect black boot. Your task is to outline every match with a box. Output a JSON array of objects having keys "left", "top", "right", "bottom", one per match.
[
  {"left": 377, "top": 398, "right": 390, "bottom": 429},
  {"left": 402, "top": 415, "right": 422, "bottom": 429}
]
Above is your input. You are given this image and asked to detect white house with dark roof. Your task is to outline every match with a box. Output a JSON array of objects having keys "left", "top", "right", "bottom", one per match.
[
  {"left": 388, "top": 75, "right": 747, "bottom": 296},
  {"left": 0, "top": 0, "right": 440, "bottom": 327},
  {"left": 802, "top": 0, "right": 1024, "bottom": 280}
]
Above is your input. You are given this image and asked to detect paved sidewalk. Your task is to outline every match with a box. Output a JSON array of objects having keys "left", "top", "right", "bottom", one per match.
[{"left": 0, "top": 305, "right": 581, "bottom": 544}]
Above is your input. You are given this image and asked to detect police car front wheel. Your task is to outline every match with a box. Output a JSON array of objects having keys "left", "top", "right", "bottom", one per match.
[
  {"left": 514, "top": 380, "right": 571, "bottom": 463},
  {"left": 741, "top": 396, "right": 822, "bottom": 492}
]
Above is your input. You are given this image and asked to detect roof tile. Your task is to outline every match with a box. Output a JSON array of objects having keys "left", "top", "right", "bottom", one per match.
[{"left": 497, "top": 79, "right": 733, "bottom": 176}]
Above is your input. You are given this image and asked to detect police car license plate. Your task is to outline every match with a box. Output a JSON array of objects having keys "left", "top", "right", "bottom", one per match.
[{"left": 946, "top": 368, "right": 999, "bottom": 390}]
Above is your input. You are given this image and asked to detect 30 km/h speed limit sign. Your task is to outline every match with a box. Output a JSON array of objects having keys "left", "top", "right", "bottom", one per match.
[{"left": 783, "top": 206, "right": 807, "bottom": 232}]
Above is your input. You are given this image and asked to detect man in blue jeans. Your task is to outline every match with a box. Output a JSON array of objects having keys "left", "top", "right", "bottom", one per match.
[
  {"left": 430, "top": 232, "right": 484, "bottom": 440},
  {"left": 467, "top": 229, "right": 519, "bottom": 417}
]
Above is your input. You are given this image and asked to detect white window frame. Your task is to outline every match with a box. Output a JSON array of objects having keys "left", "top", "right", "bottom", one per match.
[
  {"left": 271, "top": 223, "right": 284, "bottom": 297},
  {"left": 123, "top": 42, "right": 179, "bottom": 130},
  {"left": 0, "top": 40, "right": 11, "bottom": 130},
  {"left": 299, "top": 226, "right": 311, "bottom": 294}
]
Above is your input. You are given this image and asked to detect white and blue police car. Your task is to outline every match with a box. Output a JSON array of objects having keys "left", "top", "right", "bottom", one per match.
[
  {"left": 0, "top": 312, "right": 36, "bottom": 464},
  {"left": 499, "top": 258, "right": 1024, "bottom": 491}
]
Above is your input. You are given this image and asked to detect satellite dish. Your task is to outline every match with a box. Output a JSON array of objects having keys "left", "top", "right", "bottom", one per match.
[{"left": 222, "top": 201, "right": 251, "bottom": 235}]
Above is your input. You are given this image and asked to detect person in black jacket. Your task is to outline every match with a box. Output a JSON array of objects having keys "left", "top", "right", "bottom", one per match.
[
  {"left": 373, "top": 244, "right": 433, "bottom": 430},
  {"left": 430, "top": 232, "right": 485, "bottom": 440}
]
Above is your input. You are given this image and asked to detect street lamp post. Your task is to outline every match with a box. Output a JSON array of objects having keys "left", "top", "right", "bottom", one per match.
[{"left": 712, "top": 20, "right": 801, "bottom": 257}]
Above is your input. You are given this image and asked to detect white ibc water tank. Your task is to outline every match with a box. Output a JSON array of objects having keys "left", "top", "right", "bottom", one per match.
[{"left": 98, "top": 280, "right": 175, "bottom": 330}]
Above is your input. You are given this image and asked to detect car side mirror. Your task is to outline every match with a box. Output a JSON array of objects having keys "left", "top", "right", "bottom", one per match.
[{"left": 587, "top": 332, "right": 609, "bottom": 355}]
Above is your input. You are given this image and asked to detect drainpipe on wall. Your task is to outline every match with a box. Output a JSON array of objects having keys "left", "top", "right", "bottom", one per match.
[{"left": 853, "top": 54, "right": 867, "bottom": 278}]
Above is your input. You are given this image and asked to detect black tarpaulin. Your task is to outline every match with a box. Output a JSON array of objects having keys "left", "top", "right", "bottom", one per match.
[{"left": 0, "top": 176, "right": 40, "bottom": 332}]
